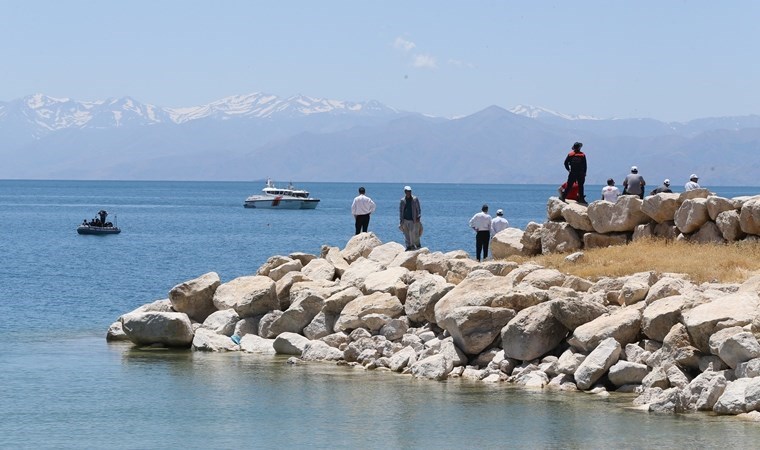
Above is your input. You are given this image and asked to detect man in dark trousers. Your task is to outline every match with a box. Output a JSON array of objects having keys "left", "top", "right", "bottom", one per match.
[{"left": 560, "top": 142, "right": 587, "bottom": 205}]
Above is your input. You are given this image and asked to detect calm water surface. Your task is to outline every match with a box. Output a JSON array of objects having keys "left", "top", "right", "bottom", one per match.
[{"left": 2, "top": 180, "right": 760, "bottom": 448}]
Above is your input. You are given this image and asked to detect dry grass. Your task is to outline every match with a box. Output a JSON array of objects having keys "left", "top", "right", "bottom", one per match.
[{"left": 509, "top": 238, "right": 760, "bottom": 284}]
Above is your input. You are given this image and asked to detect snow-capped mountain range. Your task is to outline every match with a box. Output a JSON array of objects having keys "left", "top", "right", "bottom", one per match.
[
  {"left": 2, "top": 92, "right": 760, "bottom": 185},
  {"left": 0, "top": 92, "right": 401, "bottom": 136}
]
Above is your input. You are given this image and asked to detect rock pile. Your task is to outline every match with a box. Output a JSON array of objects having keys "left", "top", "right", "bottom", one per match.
[
  {"left": 490, "top": 189, "right": 760, "bottom": 258},
  {"left": 108, "top": 232, "right": 760, "bottom": 419}
]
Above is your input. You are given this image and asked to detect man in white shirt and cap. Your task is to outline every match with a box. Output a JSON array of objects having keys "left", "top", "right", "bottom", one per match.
[
  {"left": 490, "top": 209, "right": 510, "bottom": 236},
  {"left": 351, "top": 186, "right": 376, "bottom": 235},
  {"left": 468, "top": 204, "right": 492, "bottom": 262},
  {"left": 685, "top": 174, "right": 701, "bottom": 191}
]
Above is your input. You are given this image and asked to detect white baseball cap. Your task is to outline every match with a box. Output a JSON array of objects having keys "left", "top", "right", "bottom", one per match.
[
  {"left": 690, "top": 174, "right": 698, "bottom": 179},
  {"left": 664, "top": 179, "right": 670, "bottom": 185},
  {"left": 403, "top": 185, "right": 412, "bottom": 191},
  {"left": 631, "top": 166, "right": 638, "bottom": 172},
  {"left": 496, "top": 209, "right": 504, "bottom": 215}
]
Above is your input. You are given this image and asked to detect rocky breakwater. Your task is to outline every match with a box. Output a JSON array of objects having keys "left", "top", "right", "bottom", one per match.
[
  {"left": 109, "top": 232, "right": 760, "bottom": 419},
  {"left": 489, "top": 189, "right": 760, "bottom": 258}
]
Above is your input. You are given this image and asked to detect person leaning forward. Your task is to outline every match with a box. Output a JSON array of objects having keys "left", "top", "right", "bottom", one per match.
[
  {"left": 560, "top": 142, "right": 587, "bottom": 205},
  {"left": 399, "top": 185, "right": 421, "bottom": 250},
  {"left": 351, "top": 186, "right": 376, "bottom": 235}
]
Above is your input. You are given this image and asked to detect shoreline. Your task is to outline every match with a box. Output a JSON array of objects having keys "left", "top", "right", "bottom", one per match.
[{"left": 108, "top": 228, "right": 760, "bottom": 420}]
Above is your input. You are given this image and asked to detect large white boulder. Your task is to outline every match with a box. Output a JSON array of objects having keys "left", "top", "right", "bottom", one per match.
[
  {"left": 334, "top": 292, "right": 403, "bottom": 332},
  {"left": 568, "top": 305, "right": 643, "bottom": 352},
  {"left": 540, "top": 222, "right": 582, "bottom": 254},
  {"left": 682, "top": 292, "right": 760, "bottom": 352},
  {"left": 340, "top": 257, "right": 386, "bottom": 288},
  {"left": 561, "top": 202, "right": 594, "bottom": 232},
  {"left": 367, "top": 242, "right": 406, "bottom": 266},
  {"left": 641, "top": 193, "right": 680, "bottom": 223},
  {"left": 404, "top": 272, "right": 454, "bottom": 324},
  {"left": 213, "top": 275, "right": 278, "bottom": 318},
  {"left": 301, "top": 340, "right": 344, "bottom": 361},
  {"left": 169, "top": 272, "right": 220, "bottom": 322},
  {"left": 301, "top": 259, "right": 336, "bottom": 282},
  {"left": 439, "top": 306, "right": 515, "bottom": 355},
  {"left": 716, "top": 210, "right": 746, "bottom": 242},
  {"left": 707, "top": 196, "right": 740, "bottom": 221},
  {"left": 201, "top": 309, "right": 240, "bottom": 336},
  {"left": 583, "top": 232, "right": 629, "bottom": 249},
  {"left": 362, "top": 266, "right": 410, "bottom": 297},
  {"left": 674, "top": 198, "right": 710, "bottom": 234},
  {"left": 490, "top": 228, "right": 526, "bottom": 259},
  {"left": 587, "top": 196, "right": 650, "bottom": 233},
  {"left": 121, "top": 311, "right": 194, "bottom": 347},
  {"left": 549, "top": 298, "right": 608, "bottom": 331},
  {"left": 740, "top": 198, "right": 760, "bottom": 235},
  {"left": 192, "top": 328, "right": 239, "bottom": 352},
  {"left": 574, "top": 337, "right": 622, "bottom": 390},
  {"left": 340, "top": 232, "right": 383, "bottom": 263},
  {"left": 240, "top": 334, "right": 276, "bottom": 354},
  {"left": 501, "top": 302, "right": 568, "bottom": 361},
  {"left": 434, "top": 270, "right": 511, "bottom": 324},
  {"left": 268, "top": 259, "right": 303, "bottom": 282},
  {"left": 608, "top": 360, "right": 649, "bottom": 386},
  {"left": 272, "top": 332, "right": 310, "bottom": 355},
  {"left": 520, "top": 222, "right": 543, "bottom": 256}
]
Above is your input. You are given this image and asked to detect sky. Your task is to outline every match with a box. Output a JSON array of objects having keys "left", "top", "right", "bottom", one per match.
[{"left": 2, "top": 0, "right": 759, "bottom": 122}]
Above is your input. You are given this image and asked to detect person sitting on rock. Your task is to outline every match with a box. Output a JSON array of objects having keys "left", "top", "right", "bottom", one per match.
[
  {"left": 650, "top": 179, "right": 673, "bottom": 195},
  {"left": 685, "top": 174, "right": 701, "bottom": 191},
  {"left": 558, "top": 181, "right": 579, "bottom": 201},
  {"left": 601, "top": 178, "right": 620, "bottom": 202},
  {"left": 623, "top": 166, "right": 646, "bottom": 199}
]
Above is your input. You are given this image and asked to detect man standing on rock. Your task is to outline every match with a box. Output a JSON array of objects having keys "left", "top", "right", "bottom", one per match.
[
  {"left": 351, "top": 186, "right": 376, "bottom": 235},
  {"left": 399, "top": 186, "right": 422, "bottom": 250},
  {"left": 490, "top": 208, "right": 510, "bottom": 236},
  {"left": 560, "top": 142, "right": 587, "bottom": 205},
  {"left": 469, "top": 204, "right": 492, "bottom": 262}
]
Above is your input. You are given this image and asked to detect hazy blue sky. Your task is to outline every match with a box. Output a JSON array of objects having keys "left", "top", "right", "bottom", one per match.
[{"left": 2, "top": 1, "right": 759, "bottom": 121}]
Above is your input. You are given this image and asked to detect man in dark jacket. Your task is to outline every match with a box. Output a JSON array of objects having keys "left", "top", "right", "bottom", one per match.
[
  {"left": 560, "top": 142, "right": 587, "bottom": 204},
  {"left": 650, "top": 179, "right": 673, "bottom": 195}
]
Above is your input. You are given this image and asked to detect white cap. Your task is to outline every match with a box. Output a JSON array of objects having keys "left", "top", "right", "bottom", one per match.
[
  {"left": 664, "top": 179, "right": 670, "bottom": 184},
  {"left": 690, "top": 174, "right": 698, "bottom": 179},
  {"left": 631, "top": 166, "right": 638, "bottom": 172},
  {"left": 404, "top": 185, "right": 412, "bottom": 191},
  {"left": 496, "top": 209, "right": 504, "bottom": 215}
]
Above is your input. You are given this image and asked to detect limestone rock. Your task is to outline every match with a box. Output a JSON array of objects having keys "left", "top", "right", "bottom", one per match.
[
  {"left": 653, "top": 221, "right": 679, "bottom": 240},
  {"left": 404, "top": 272, "right": 454, "bottom": 324},
  {"left": 688, "top": 370, "right": 728, "bottom": 411},
  {"left": 561, "top": 202, "right": 594, "bottom": 232},
  {"left": 121, "top": 311, "right": 194, "bottom": 347},
  {"left": 340, "top": 257, "right": 386, "bottom": 288},
  {"left": 388, "top": 346, "right": 417, "bottom": 372},
  {"left": 169, "top": 272, "right": 220, "bottom": 322},
  {"left": 568, "top": 305, "right": 643, "bottom": 352},
  {"left": 416, "top": 252, "right": 449, "bottom": 277},
  {"left": 388, "top": 247, "right": 428, "bottom": 271},
  {"left": 491, "top": 228, "right": 526, "bottom": 259},
  {"left": 740, "top": 198, "right": 760, "bottom": 235},
  {"left": 256, "top": 256, "right": 292, "bottom": 277},
  {"left": 362, "top": 266, "right": 410, "bottom": 296},
  {"left": 239, "top": 334, "right": 276, "bottom": 354},
  {"left": 557, "top": 348, "right": 586, "bottom": 375},
  {"left": 410, "top": 353, "right": 454, "bottom": 380},
  {"left": 707, "top": 196, "right": 739, "bottom": 220},
  {"left": 491, "top": 285, "right": 550, "bottom": 312},
  {"left": 434, "top": 270, "right": 512, "bottom": 324},
  {"left": 674, "top": 198, "right": 709, "bottom": 234},
  {"left": 192, "top": 328, "right": 239, "bottom": 352},
  {"left": 301, "top": 259, "right": 336, "bottom": 282},
  {"left": 213, "top": 275, "right": 278, "bottom": 318},
  {"left": 520, "top": 222, "right": 543, "bottom": 256},
  {"left": 642, "top": 296, "right": 688, "bottom": 341},
  {"left": 546, "top": 197, "right": 565, "bottom": 221},
  {"left": 322, "top": 286, "right": 362, "bottom": 315},
  {"left": 201, "top": 309, "right": 240, "bottom": 336},
  {"left": 689, "top": 221, "right": 725, "bottom": 244},
  {"left": 303, "top": 311, "right": 337, "bottom": 340},
  {"left": 501, "top": 302, "right": 568, "bottom": 361},
  {"left": 645, "top": 277, "right": 692, "bottom": 304},
  {"left": 301, "top": 340, "right": 344, "bottom": 361},
  {"left": 712, "top": 329, "right": 760, "bottom": 369},
  {"left": 682, "top": 292, "right": 760, "bottom": 352},
  {"left": 322, "top": 246, "right": 350, "bottom": 277},
  {"left": 367, "top": 241, "right": 406, "bottom": 266},
  {"left": 550, "top": 298, "right": 608, "bottom": 331},
  {"left": 540, "top": 221, "right": 582, "bottom": 254},
  {"left": 289, "top": 252, "right": 317, "bottom": 267},
  {"left": 679, "top": 188, "right": 710, "bottom": 202},
  {"left": 716, "top": 210, "right": 746, "bottom": 242},
  {"left": 272, "top": 332, "right": 310, "bottom": 355},
  {"left": 632, "top": 223, "right": 656, "bottom": 241},
  {"left": 519, "top": 268, "right": 565, "bottom": 290},
  {"left": 574, "top": 337, "right": 622, "bottom": 390},
  {"left": 341, "top": 232, "right": 383, "bottom": 263},
  {"left": 587, "top": 196, "right": 650, "bottom": 233},
  {"left": 641, "top": 193, "right": 680, "bottom": 223},
  {"left": 275, "top": 272, "right": 311, "bottom": 308},
  {"left": 617, "top": 272, "right": 658, "bottom": 306},
  {"left": 439, "top": 306, "right": 515, "bottom": 355},
  {"left": 268, "top": 259, "right": 303, "bottom": 282},
  {"left": 106, "top": 321, "right": 128, "bottom": 341},
  {"left": 335, "top": 292, "right": 403, "bottom": 332},
  {"left": 608, "top": 360, "right": 649, "bottom": 386},
  {"left": 714, "top": 378, "right": 753, "bottom": 415}
]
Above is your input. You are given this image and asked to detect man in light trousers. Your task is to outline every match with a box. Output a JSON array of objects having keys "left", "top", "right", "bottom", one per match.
[{"left": 399, "top": 186, "right": 421, "bottom": 250}]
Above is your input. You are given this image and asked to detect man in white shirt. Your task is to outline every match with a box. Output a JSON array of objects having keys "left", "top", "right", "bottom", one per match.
[
  {"left": 601, "top": 178, "right": 620, "bottom": 202},
  {"left": 685, "top": 174, "right": 701, "bottom": 191},
  {"left": 468, "top": 204, "right": 492, "bottom": 262},
  {"left": 490, "top": 209, "right": 509, "bottom": 236},
  {"left": 351, "top": 186, "right": 376, "bottom": 235}
]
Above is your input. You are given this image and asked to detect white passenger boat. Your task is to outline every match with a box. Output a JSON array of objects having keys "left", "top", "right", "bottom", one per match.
[{"left": 243, "top": 179, "right": 320, "bottom": 209}]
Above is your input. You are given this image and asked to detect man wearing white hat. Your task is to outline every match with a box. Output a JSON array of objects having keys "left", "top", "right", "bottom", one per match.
[
  {"left": 685, "top": 174, "right": 701, "bottom": 191},
  {"left": 490, "top": 209, "right": 510, "bottom": 236},
  {"left": 623, "top": 166, "right": 646, "bottom": 199},
  {"left": 399, "top": 186, "right": 422, "bottom": 250}
]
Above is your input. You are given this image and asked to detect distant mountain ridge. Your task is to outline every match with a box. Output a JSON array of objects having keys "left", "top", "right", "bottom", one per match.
[{"left": 2, "top": 92, "right": 760, "bottom": 186}]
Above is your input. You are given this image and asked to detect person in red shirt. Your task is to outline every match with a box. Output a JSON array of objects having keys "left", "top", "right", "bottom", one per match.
[{"left": 558, "top": 181, "right": 579, "bottom": 201}]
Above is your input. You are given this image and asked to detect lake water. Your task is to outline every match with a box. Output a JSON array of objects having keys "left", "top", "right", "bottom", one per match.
[{"left": 2, "top": 180, "right": 760, "bottom": 448}]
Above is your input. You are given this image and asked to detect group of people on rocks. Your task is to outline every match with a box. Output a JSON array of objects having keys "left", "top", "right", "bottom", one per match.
[
  {"left": 558, "top": 141, "right": 703, "bottom": 205},
  {"left": 351, "top": 185, "right": 510, "bottom": 260}
]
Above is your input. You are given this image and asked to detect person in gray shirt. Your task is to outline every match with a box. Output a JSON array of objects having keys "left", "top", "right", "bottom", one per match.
[{"left": 623, "top": 166, "right": 646, "bottom": 199}]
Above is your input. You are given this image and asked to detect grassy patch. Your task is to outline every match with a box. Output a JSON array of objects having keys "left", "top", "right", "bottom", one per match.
[{"left": 509, "top": 238, "right": 760, "bottom": 284}]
